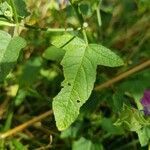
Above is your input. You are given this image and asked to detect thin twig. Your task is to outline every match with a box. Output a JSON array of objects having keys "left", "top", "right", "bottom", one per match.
[
  {"left": 0, "top": 110, "right": 53, "bottom": 139},
  {"left": 0, "top": 21, "right": 81, "bottom": 32},
  {"left": 94, "top": 60, "right": 150, "bottom": 91}
]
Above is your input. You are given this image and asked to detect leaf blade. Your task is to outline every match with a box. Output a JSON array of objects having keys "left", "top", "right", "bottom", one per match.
[
  {"left": 0, "top": 31, "right": 26, "bottom": 82},
  {"left": 53, "top": 37, "right": 97, "bottom": 130},
  {"left": 52, "top": 34, "right": 123, "bottom": 130},
  {"left": 89, "top": 44, "right": 124, "bottom": 67}
]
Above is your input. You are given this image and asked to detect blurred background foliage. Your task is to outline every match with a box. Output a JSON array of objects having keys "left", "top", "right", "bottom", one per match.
[{"left": 0, "top": 0, "right": 150, "bottom": 149}]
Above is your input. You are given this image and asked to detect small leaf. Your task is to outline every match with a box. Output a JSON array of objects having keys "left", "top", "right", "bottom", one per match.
[
  {"left": 60, "top": 123, "right": 81, "bottom": 139},
  {"left": 114, "top": 105, "right": 149, "bottom": 132},
  {"left": 12, "top": 139, "right": 27, "bottom": 150},
  {"left": 0, "top": 2, "right": 13, "bottom": 20},
  {"left": 136, "top": 127, "right": 150, "bottom": 147},
  {"left": 13, "top": 0, "right": 30, "bottom": 19},
  {"left": 112, "top": 90, "right": 124, "bottom": 112},
  {"left": 43, "top": 46, "right": 65, "bottom": 61},
  {"left": 0, "top": 30, "right": 11, "bottom": 49},
  {"left": 51, "top": 34, "right": 75, "bottom": 48},
  {"left": 52, "top": 34, "right": 123, "bottom": 130},
  {"left": 0, "top": 30, "right": 26, "bottom": 82},
  {"left": 101, "top": 118, "right": 124, "bottom": 135},
  {"left": 72, "top": 137, "right": 103, "bottom": 150},
  {"left": 19, "top": 57, "right": 42, "bottom": 86},
  {"left": 14, "top": 89, "right": 28, "bottom": 106}
]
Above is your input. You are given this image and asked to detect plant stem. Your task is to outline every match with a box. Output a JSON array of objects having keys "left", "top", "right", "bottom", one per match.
[
  {"left": 82, "top": 29, "right": 88, "bottom": 45},
  {"left": 69, "top": 0, "right": 88, "bottom": 44},
  {"left": 96, "top": 0, "right": 102, "bottom": 27},
  {"left": 0, "top": 110, "right": 53, "bottom": 139},
  {"left": 0, "top": 20, "right": 81, "bottom": 32},
  {"left": 96, "top": 8, "right": 101, "bottom": 27},
  {"left": 9, "top": 0, "right": 19, "bottom": 35},
  {"left": 0, "top": 20, "right": 16, "bottom": 26}
]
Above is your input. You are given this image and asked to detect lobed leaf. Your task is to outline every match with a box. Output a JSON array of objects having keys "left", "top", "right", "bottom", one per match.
[{"left": 52, "top": 34, "right": 124, "bottom": 130}]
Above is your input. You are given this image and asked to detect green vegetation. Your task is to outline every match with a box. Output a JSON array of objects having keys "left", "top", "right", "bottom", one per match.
[{"left": 0, "top": 0, "right": 150, "bottom": 149}]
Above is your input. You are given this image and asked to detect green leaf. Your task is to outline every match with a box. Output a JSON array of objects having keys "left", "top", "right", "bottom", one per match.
[
  {"left": 51, "top": 33, "right": 74, "bottom": 48},
  {"left": 43, "top": 46, "right": 65, "bottom": 61},
  {"left": 0, "top": 30, "right": 11, "bottom": 49},
  {"left": 0, "top": 30, "right": 26, "bottom": 82},
  {"left": 52, "top": 34, "right": 124, "bottom": 130},
  {"left": 89, "top": 44, "right": 124, "bottom": 67},
  {"left": 136, "top": 0, "right": 150, "bottom": 14},
  {"left": 60, "top": 122, "right": 81, "bottom": 139},
  {"left": 3, "top": 111, "right": 13, "bottom": 132},
  {"left": 112, "top": 90, "right": 124, "bottom": 112},
  {"left": 14, "top": 89, "right": 28, "bottom": 106},
  {"left": 101, "top": 118, "right": 124, "bottom": 135},
  {"left": 114, "top": 105, "right": 149, "bottom": 132},
  {"left": 0, "top": 2, "right": 13, "bottom": 20},
  {"left": 71, "top": 0, "right": 100, "bottom": 11},
  {"left": 72, "top": 137, "right": 103, "bottom": 150},
  {"left": 19, "top": 57, "right": 42, "bottom": 86},
  {"left": 13, "top": 0, "right": 30, "bottom": 18},
  {"left": 136, "top": 127, "right": 150, "bottom": 147},
  {"left": 12, "top": 139, "right": 27, "bottom": 150}
]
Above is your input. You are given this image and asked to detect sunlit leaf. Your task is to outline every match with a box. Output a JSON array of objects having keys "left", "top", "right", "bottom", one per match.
[
  {"left": 52, "top": 34, "right": 123, "bottom": 130},
  {"left": 0, "top": 30, "right": 26, "bottom": 82},
  {"left": 114, "top": 105, "right": 149, "bottom": 132},
  {"left": 72, "top": 137, "right": 103, "bottom": 150}
]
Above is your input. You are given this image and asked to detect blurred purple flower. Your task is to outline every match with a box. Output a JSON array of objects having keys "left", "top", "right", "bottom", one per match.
[{"left": 141, "top": 90, "right": 150, "bottom": 115}]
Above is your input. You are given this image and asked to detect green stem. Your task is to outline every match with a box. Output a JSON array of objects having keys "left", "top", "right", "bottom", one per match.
[
  {"left": 47, "top": 28, "right": 74, "bottom": 32},
  {"left": 69, "top": 0, "right": 88, "bottom": 44},
  {"left": 82, "top": 29, "right": 88, "bottom": 45},
  {"left": 96, "top": 6, "right": 102, "bottom": 27},
  {"left": 0, "top": 20, "right": 81, "bottom": 32},
  {"left": 0, "top": 20, "right": 16, "bottom": 26},
  {"left": 24, "top": 24, "right": 76, "bottom": 32},
  {"left": 9, "top": 0, "right": 19, "bottom": 36},
  {"left": 0, "top": 139, "right": 5, "bottom": 150},
  {"left": 96, "top": 0, "right": 102, "bottom": 27}
]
